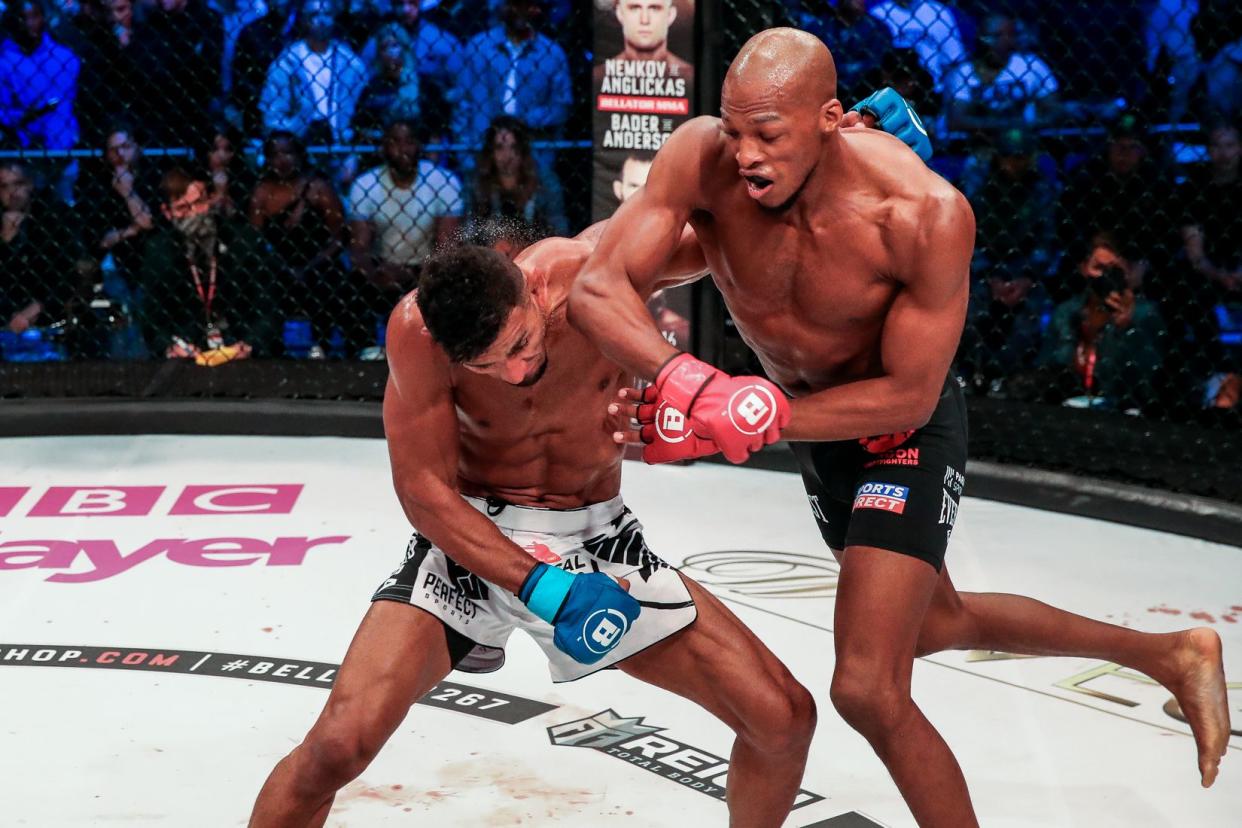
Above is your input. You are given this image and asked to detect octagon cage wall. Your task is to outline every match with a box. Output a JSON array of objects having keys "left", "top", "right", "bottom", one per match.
[{"left": 0, "top": 0, "right": 1239, "bottom": 508}]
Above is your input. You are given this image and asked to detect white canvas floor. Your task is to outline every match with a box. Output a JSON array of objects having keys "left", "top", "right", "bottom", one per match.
[{"left": 1, "top": 435, "right": 1238, "bottom": 827}]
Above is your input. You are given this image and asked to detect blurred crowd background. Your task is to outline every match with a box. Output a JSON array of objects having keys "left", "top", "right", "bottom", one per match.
[{"left": 0, "top": 0, "right": 1238, "bottom": 445}]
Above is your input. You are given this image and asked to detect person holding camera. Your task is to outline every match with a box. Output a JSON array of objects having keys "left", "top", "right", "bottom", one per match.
[{"left": 1034, "top": 233, "right": 1166, "bottom": 409}]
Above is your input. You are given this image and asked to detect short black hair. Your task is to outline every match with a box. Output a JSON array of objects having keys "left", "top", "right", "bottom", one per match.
[{"left": 417, "top": 245, "right": 524, "bottom": 363}]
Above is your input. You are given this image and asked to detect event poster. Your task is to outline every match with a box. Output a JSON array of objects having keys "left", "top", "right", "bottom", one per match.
[{"left": 593, "top": 0, "right": 697, "bottom": 350}]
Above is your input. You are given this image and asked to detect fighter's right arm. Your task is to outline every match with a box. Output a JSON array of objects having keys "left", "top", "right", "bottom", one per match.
[
  {"left": 382, "top": 296, "right": 535, "bottom": 594},
  {"left": 569, "top": 118, "right": 714, "bottom": 379}
]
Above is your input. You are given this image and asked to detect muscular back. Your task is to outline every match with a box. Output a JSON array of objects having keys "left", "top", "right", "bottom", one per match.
[{"left": 686, "top": 119, "right": 971, "bottom": 396}]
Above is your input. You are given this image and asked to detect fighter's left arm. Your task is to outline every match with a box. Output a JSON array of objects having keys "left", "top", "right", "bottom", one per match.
[{"left": 783, "top": 191, "right": 973, "bottom": 441}]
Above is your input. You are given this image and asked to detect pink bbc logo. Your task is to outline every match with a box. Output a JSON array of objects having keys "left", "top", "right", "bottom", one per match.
[{"left": 0, "top": 485, "right": 303, "bottom": 518}]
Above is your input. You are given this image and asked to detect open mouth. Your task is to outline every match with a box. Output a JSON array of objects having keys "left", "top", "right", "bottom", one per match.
[{"left": 743, "top": 174, "right": 774, "bottom": 199}]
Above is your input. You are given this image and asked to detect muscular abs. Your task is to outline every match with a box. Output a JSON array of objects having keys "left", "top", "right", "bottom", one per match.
[{"left": 452, "top": 318, "right": 629, "bottom": 508}]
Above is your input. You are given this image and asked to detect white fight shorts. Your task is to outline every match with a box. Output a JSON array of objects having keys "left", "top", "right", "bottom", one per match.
[{"left": 371, "top": 495, "right": 697, "bottom": 682}]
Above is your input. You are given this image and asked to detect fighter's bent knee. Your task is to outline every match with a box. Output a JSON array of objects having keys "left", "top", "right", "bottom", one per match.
[
  {"left": 741, "top": 675, "right": 817, "bottom": 755},
  {"left": 299, "top": 702, "right": 390, "bottom": 790}
]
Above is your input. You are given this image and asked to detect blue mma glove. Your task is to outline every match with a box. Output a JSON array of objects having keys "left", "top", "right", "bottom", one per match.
[
  {"left": 519, "top": 563, "right": 641, "bottom": 664},
  {"left": 851, "top": 87, "right": 933, "bottom": 163}
]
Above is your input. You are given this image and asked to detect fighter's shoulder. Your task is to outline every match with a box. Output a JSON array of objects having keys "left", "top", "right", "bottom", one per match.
[
  {"left": 518, "top": 233, "right": 593, "bottom": 272},
  {"left": 662, "top": 116, "right": 727, "bottom": 161},
  {"left": 385, "top": 292, "right": 449, "bottom": 374},
  {"left": 516, "top": 234, "right": 593, "bottom": 295},
  {"left": 650, "top": 117, "right": 729, "bottom": 195}
]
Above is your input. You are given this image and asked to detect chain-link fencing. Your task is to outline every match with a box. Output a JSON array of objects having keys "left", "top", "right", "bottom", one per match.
[
  {"left": 0, "top": 0, "right": 1239, "bottom": 500},
  {"left": 705, "top": 0, "right": 1241, "bottom": 501}
]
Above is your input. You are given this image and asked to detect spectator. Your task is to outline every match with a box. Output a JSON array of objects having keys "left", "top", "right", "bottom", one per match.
[
  {"left": 878, "top": 47, "right": 937, "bottom": 125},
  {"left": 957, "top": 128, "right": 1056, "bottom": 392},
  {"left": 868, "top": 0, "right": 966, "bottom": 89},
  {"left": 142, "top": 165, "right": 272, "bottom": 356},
  {"left": 352, "top": 22, "right": 420, "bottom": 141},
  {"left": 260, "top": 0, "right": 367, "bottom": 145},
  {"left": 217, "top": 0, "right": 267, "bottom": 102},
  {"left": 74, "top": 125, "right": 156, "bottom": 323},
  {"left": 1057, "top": 112, "right": 1176, "bottom": 280},
  {"left": 348, "top": 118, "right": 461, "bottom": 356},
  {"left": 361, "top": 0, "right": 461, "bottom": 92},
  {"left": 249, "top": 130, "right": 345, "bottom": 353},
  {"left": 72, "top": 0, "right": 145, "bottom": 146},
  {"left": 451, "top": 0, "right": 572, "bottom": 165},
  {"left": 231, "top": 0, "right": 297, "bottom": 135},
  {"left": 139, "top": 0, "right": 223, "bottom": 147},
  {"left": 337, "top": 0, "right": 386, "bottom": 49},
  {"left": 0, "top": 0, "right": 80, "bottom": 152},
  {"left": 1182, "top": 121, "right": 1242, "bottom": 299},
  {"left": 792, "top": 0, "right": 892, "bottom": 106},
  {"left": 943, "top": 13, "right": 1060, "bottom": 137},
  {"left": 1175, "top": 119, "right": 1242, "bottom": 396},
  {"left": 468, "top": 114, "right": 566, "bottom": 237},
  {"left": 198, "top": 123, "right": 255, "bottom": 222},
  {"left": 1145, "top": 0, "right": 1200, "bottom": 123},
  {"left": 1195, "top": 0, "right": 1242, "bottom": 120},
  {"left": 0, "top": 163, "right": 78, "bottom": 335},
  {"left": 1028, "top": 233, "right": 1166, "bottom": 409}
]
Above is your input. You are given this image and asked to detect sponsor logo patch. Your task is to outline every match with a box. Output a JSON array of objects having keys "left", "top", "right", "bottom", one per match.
[
  {"left": 853, "top": 482, "right": 909, "bottom": 514},
  {"left": 863, "top": 447, "right": 920, "bottom": 468}
]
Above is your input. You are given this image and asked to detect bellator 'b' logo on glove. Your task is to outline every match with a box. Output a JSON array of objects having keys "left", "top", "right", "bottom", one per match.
[{"left": 630, "top": 385, "right": 722, "bottom": 464}]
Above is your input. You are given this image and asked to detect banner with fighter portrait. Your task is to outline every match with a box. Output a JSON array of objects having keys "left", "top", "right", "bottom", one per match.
[{"left": 592, "top": 0, "right": 697, "bottom": 352}]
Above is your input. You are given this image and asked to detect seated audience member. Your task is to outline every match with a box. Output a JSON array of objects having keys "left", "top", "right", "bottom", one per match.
[
  {"left": 878, "top": 47, "right": 937, "bottom": 126},
  {"left": 231, "top": 0, "right": 297, "bottom": 135},
  {"left": 451, "top": 0, "right": 572, "bottom": 166},
  {"left": 1019, "top": 234, "right": 1166, "bottom": 410},
  {"left": 1198, "top": 0, "right": 1242, "bottom": 119},
  {"left": 74, "top": 125, "right": 157, "bottom": 319},
  {"left": 1058, "top": 112, "right": 1177, "bottom": 280},
  {"left": 467, "top": 114, "right": 566, "bottom": 238},
  {"left": 139, "top": 0, "right": 223, "bottom": 148},
  {"left": 198, "top": 124, "right": 256, "bottom": 222},
  {"left": 0, "top": 0, "right": 80, "bottom": 152},
  {"left": 249, "top": 130, "right": 345, "bottom": 355},
  {"left": 943, "top": 13, "right": 1060, "bottom": 138},
  {"left": 352, "top": 22, "right": 420, "bottom": 142},
  {"left": 361, "top": 0, "right": 461, "bottom": 93},
  {"left": 0, "top": 0, "right": 80, "bottom": 198},
  {"left": 142, "top": 166, "right": 273, "bottom": 358},
  {"left": 958, "top": 128, "right": 1057, "bottom": 392},
  {"left": 71, "top": 0, "right": 145, "bottom": 147},
  {"left": 868, "top": 0, "right": 966, "bottom": 90},
  {"left": 347, "top": 118, "right": 460, "bottom": 355},
  {"left": 260, "top": 0, "right": 367, "bottom": 145},
  {"left": 1145, "top": 0, "right": 1201, "bottom": 123},
  {"left": 1181, "top": 120, "right": 1242, "bottom": 305},
  {"left": 1177, "top": 119, "right": 1242, "bottom": 404},
  {"left": 0, "top": 163, "right": 79, "bottom": 336}
]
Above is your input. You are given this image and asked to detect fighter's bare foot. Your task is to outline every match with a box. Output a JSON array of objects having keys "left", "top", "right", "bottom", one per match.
[{"left": 1161, "top": 627, "right": 1230, "bottom": 787}]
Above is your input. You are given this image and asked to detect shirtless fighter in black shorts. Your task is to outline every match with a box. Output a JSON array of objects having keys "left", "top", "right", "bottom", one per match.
[{"left": 571, "top": 27, "right": 1230, "bottom": 827}]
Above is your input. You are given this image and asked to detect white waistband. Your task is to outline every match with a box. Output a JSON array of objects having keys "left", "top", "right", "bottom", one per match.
[{"left": 463, "top": 495, "right": 626, "bottom": 535}]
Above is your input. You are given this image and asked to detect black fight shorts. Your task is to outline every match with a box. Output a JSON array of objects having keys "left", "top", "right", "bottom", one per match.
[{"left": 790, "top": 377, "right": 967, "bottom": 571}]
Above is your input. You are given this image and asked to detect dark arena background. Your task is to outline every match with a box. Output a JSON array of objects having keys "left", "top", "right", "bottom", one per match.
[{"left": 1, "top": 0, "right": 1240, "bottom": 825}]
